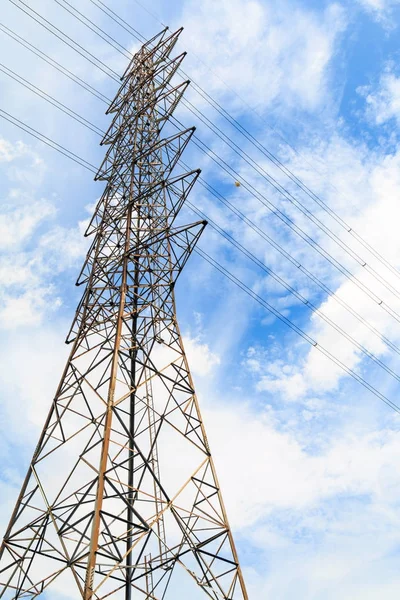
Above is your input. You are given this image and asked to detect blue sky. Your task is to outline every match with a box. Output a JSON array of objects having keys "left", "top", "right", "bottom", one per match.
[{"left": 2, "top": 0, "right": 400, "bottom": 597}]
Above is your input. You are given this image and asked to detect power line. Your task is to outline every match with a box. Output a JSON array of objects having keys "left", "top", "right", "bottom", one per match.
[
  {"left": 88, "top": 0, "right": 146, "bottom": 44},
  {"left": 8, "top": 0, "right": 120, "bottom": 82},
  {"left": 4, "top": 56, "right": 400, "bottom": 366},
  {"left": 4, "top": 23, "right": 400, "bottom": 337},
  {"left": 16, "top": 0, "right": 400, "bottom": 312},
  {"left": 190, "top": 79, "right": 400, "bottom": 288},
  {"left": 187, "top": 200, "right": 400, "bottom": 386},
  {"left": 53, "top": 0, "right": 132, "bottom": 59},
  {"left": 4, "top": 57, "right": 400, "bottom": 368},
  {"left": 55, "top": 0, "right": 386, "bottom": 292},
  {"left": 195, "top": 247, "right": 400, "bottom": 416},
  {"left": 4, "top": 55, "right": 400, "bottom": 365},
  {"left": 2, "top": 104, "right": 399, "bottom": 415},
  {"left": 179, "top": 96, "right": 400, "bottom": 301},
  {"left": 186, "top": 130, "right": 400, "bottom": 326},
  {"left": 2, "top": 6, "right": 400, "bottom": 379},
  {"left": 182, "top": 118, "right": 400, "bottom": 308},
  {"left": 120, "top": 0, "right": 400, "bottom": 286},
  {"left": 191, "top": 170, "right": 400, "bottom": 360},
  {"left": 0, "top": 22, "right": 110, "bottom": 104},
  {"left": 185, "top": 77, "right": 400, "bottom": 284},
  {"left": 0, "top": 108, "right": 97, "bottom": 172},
  {"left": 121, "top": 0, "right": 167, "bottom": 28},
  {"left": 0, "top": 63, "right": 103, "bottom": 136}
]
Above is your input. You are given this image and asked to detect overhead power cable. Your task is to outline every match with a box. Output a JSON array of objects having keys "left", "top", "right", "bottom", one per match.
[
  {"left": 188, "top": 199, "right": 400, "bottom": 385},
  {"left": 13, "top": 0, "right": 400, "bottom": 311},
  {"left": 178, "top": 97, "right": 400, "bottom": 302},
  {"left": 0, "top": 56, "right": 399, "bottom": 370},
  {"left": 184, "top": 129, "right": 400, "bottom": 326},
  {"left": 52, "top": 0, "right": 132, "bottom": 60},
  {"left": 181, "top": 117, "right": 400, "bottom": 306},
  {"left": 195, "top": 247, "right": 400, "bottom": 416},
  {"left": 2, "top": 106, "right": 399, "bottom": 415},
  {"left": 190, "top": 169, "right": 400, "bottom": 360},
  {"left": 0, "top": 108, "right": 97, "bottom": 172},
  {"left": 187, "top": 78, "right": 400, "bottom": 285},
  {"left": 3, "top": 55, "right": 400, "bottom": 368},
  {"left": 56, "top": 0, "right": 398, "bottom": 298},
  {"left": 111, "top": 0, "right": 167, "bottom": 28},
  {"left": 0, "top": 22, "right": 110, "bottom": 104},
  {"left": 3, "top": 58, "right": 400, "bottom": 368},
  {"left": 88, "top": 0, "right": 146, "bottom": 44},
  {"left": 4, "top": 25, "right": 400, "bottom": 337},
  {"left": 0, "top": 63, "right": 104, "bottom": 136},
  {"left": 8, "top": 0, "right": 120, "bottom": 82},
  {"left": 104, "top": 0, "right": 400, "bottom": 285},
  {"left": 3, "top": 97, "right": 400, "bottom": 390},
  {"left": 3, "top": 3, "right": 400, "bottom": 394}
]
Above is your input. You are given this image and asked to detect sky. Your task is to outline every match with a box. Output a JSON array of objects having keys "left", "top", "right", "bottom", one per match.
[{"left": 2, "top": 0, "right": 400, "bottom": 597}]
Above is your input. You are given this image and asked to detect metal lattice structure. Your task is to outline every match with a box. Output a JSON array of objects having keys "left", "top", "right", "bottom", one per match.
[{"left": 0, "top": 28, "right": 248, "bottom": 600}]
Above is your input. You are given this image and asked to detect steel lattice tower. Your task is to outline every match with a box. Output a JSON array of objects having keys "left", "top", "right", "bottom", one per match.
[{"left": 0, "top": 28, "right": 248, "bottom": 600}]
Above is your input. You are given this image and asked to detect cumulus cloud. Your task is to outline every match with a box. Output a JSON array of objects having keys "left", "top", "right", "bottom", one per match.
[
  {"left": 357, "top": 0, "right": 400, "bottom": 22},
  {"left": 179, "top": 0, "right": 346, "bottom": 115},
  {"left": 238, "top": 127, "right": 400, "bottom": 402},
  {"left": 183, "top": 333, "right": 221, "bottom": 376},
  {"left": 0, "top": 138, "right": 29, "bottom": 162},
  {"left": 0, "top": 199, "right": 55, "bottom": 250},
  {"left": 360, "top": 66, "right": 400, "bottom": 127},
  {"left": 0, "top": 138, "right": 89, "bottom": 328},
  {"left": 205, "top": 401, "right": 400, "bottom": 529}
]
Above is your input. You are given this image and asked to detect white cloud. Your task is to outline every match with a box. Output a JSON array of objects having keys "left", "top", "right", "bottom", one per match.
[
  {"left": 359, "top": 0, "right": 390, "bottom": 9},
  {"left": 0, "top": 199, "right": 55, "bottom": 250},
  {"left": 0, "top": 324, "right": 69, "bottom": 442},
  {"left": 0, "top": 216, "right": 87, "bottom": 328},
  {"left": 183, "top": 333, "right": 221, "bottom": 376},
  {"left": 179, "top": 0, "right": 346, "bottom": 114},
  {"left": 357, "top": 0, "right": 400, "bottom": 20},
  {"left": 0, "top": 136, "right": 47, "bottom": 186},
  {"left": 360, "top": 67, "right": 400, "bottom": 126},
  {"left": 38, "top": 220, "right": 90, "bottom": 270},
  {"left": 0, "top": 285, "right": 61, "bottom": 329},
  {"left": 0, "top": 138, "right": 89, "bottom": 328},
  {"left": 257, "top": 361, "right": 310, "bottom": 399},
  {"left": 242, "top": 128, "right": 400, "bottom": 401},
  {"left": 205, "top": 400, "right": 400, "bottom": 529},
  {"left": 0, "top": 138, "right": 29, "bottom": 162}
]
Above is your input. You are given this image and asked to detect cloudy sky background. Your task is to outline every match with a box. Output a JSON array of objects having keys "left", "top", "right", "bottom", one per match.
[{"left": 2, "top": 0, "right": 400, "bottom": 597}]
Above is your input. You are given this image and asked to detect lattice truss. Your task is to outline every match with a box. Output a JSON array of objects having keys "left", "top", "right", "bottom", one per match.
[{"left": 0, "top": 28, "right": 248, "bottom": 600}]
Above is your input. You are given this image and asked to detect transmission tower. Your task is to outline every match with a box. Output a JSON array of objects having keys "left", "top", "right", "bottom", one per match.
[{"left": 0, "top": 27, "right": 248, "bottom": 600}]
